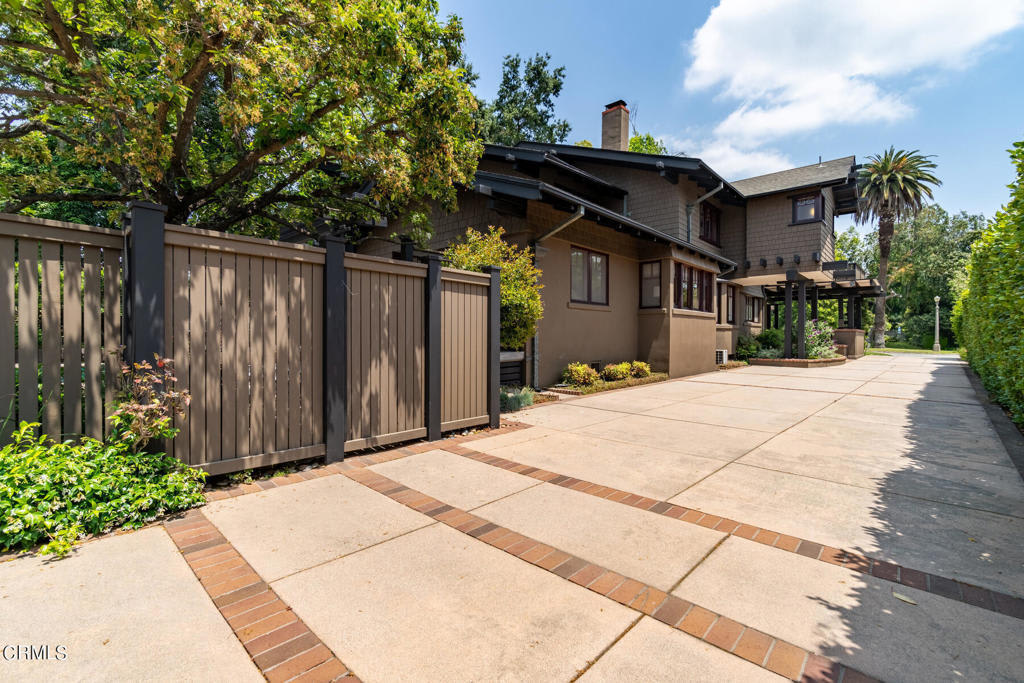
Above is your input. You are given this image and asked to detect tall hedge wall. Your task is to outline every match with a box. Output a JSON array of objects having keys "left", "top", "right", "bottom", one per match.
[{"left": 954, "top": 140, "right": 1024, "bottom": 425}]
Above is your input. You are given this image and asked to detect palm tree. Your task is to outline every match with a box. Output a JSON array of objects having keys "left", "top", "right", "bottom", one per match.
[{"left": 856, "top": 147, "right": 941, "bottom": 347}]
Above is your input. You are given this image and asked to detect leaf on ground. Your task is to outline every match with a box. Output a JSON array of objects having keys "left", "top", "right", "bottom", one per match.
[{"left": 892, "top": 591, "right": 918, "bottom": 605}]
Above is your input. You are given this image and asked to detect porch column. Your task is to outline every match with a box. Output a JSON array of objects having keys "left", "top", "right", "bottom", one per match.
[
  {"left": 811, "top": 286, "right": 819, "bottom": 320},
  {"left": 838, "top": 297, "right": 845, "bottom": 327},
  {"left": 848, "top": 294, "right": 856, "bottom": 329},
  {"left": 773, "top": 303, "right": 780, "bottom": 330},
  {"left": 797, "top": 281, "right": 807, "bottom": 358},
  {"left": 854, "top": 296, "right": 863, "bottom": 329},
  {"left": 783, "top": 282, "right": 793, "bottom": 358}
]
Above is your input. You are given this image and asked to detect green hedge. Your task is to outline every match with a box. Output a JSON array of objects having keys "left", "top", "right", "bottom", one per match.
[{"left": 954, "top": 140, "right": 1024, "bottom": 425}]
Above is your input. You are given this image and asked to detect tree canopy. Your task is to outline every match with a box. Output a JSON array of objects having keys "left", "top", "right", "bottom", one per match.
[
  {"left": 856, "top": 147, "right": 941, "bottom": 345},
  {"left": 0, "top": 0, "right": 481, "bottom": 234},
  {"left": 628, "top": 133, "right": 667, "bottom": 155},
  {"left": 473, "top": 53, "right": 571, "bottom": 146}
]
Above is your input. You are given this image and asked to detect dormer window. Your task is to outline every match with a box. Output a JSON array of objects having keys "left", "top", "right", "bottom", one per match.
[
  {"left": 700, "top": 203, "right": 721, "bottom": 245},
  {"left": 792, "top": 193, "right": 823, "bottom": 224}
]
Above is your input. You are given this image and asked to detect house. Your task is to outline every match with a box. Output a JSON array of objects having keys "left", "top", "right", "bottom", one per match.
[{"left": 358, "top": 101, "right": 861, "bottom": 387}]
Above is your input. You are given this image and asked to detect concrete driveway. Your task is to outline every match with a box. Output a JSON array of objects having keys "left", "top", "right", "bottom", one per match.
[{"left": 3, "top": 354, "right": 1022, "bottom": 682}]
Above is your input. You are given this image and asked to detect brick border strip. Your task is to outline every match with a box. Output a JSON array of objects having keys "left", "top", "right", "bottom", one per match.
[
  {"left": 333, "top": 464, "right": 877, "bottom": 683},
  {"left": 202, "top": 421, "right": 531, "bottom": 503},
  {"left": 164, "top": 511, "right": 359, "bottom": 682},
  {"left": 445, "top": 444, "right": 1024, "bottom": 621}
]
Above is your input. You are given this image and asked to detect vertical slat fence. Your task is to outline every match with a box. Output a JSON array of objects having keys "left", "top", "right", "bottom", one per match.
[
  {"left": 0, "top": 215, "right": 123, "bottom": 442},
  {"left": 440, "top": 268, "right": 490, "bottom": 431}
]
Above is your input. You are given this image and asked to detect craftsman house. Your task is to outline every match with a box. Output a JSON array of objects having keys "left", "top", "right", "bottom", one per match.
[{"left": 358, "top": 101, "right": 871, "bottom": 387}]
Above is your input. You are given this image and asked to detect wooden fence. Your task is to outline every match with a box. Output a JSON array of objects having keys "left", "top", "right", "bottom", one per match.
[
  {"left": 0, "top": 214, "right": 122, "bottom": 443},
  {"left": 0, "top": 206, "right": 499, "bottom": 475}
]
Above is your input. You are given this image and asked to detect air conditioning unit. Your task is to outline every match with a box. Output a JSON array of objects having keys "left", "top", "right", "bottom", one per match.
[{"left": 715, "top": 349, "right": 729, "bottom": 365}]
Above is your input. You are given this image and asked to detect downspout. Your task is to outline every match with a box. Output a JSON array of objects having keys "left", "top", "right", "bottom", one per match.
[
  {"left": 532, "top": 205, "right": 586, "bottom": 389},
  {"left": 685, "top": 182, "right": 724, "bottom": 242}
]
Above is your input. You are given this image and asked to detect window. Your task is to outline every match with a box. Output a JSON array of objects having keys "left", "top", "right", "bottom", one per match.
[
  {"left": 745, "top": 295, "right": 762, "bottom": 323},
  {"left": 570, "top": 246, "right": 608, "bottom": 305},
  {"left": 716, "top": 283, "right": 723, "bottom": 323},
  {"left": 639, "top": 261, "right": 661, "bottom": 308},
  {"left": 726, "top": 286, "right": 735, "bottom": 324},
  {"left": 673, "top": 263, "right": 714, "bottom": 313},
  {"left": 792, "top": 193, "right": 823, "bottom": 224},
  {"left": 700, "top": 203, "right": 721, "bottom": 245}
]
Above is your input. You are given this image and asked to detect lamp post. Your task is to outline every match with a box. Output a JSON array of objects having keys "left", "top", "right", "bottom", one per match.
[{"left": 933, "top": 296, "right": 941, "bottom": 352}]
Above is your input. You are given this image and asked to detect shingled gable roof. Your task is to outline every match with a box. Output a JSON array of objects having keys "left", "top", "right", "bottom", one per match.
[{"left": 731, "top": 156, "right": 856, "bottom": 198}]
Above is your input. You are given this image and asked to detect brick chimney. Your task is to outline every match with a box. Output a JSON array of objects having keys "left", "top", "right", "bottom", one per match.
[{"left": 601, "top": 100, "right": 629, "bottom": 151}]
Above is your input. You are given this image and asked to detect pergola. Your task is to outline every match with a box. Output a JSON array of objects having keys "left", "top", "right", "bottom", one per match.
[{"left": 761, "top": 263, "right": 883, "bottom": 358}]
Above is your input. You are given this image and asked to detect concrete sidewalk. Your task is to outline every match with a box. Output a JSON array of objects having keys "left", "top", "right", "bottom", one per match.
[{"left": 2, "top": 354, "right": 1022, "bottom": 682}]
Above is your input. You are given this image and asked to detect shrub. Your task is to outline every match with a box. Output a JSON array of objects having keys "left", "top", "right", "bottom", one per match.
[
  {"left": 734, "top": 335, "right": 760, "bottom": 361},
  {"left": 500, "top": 385, "right": 534, "bottom": 412},
  {"left": 601, "top": 362, "right": 631, "bottom": 381},
  {"left": 629, "top": 361, "right": 652, "bottom": 378},
  {"left": 562, "top": 362, "right": 599, "bottom": 386},
  {"left": 755, "top": 328, "right": 784, "bottom": 350},
  {"left": 756, "top": 347, "right": 782, "bottom": 359},
  {"left": 0, "top": 355, "right": 202, "bottom": 557},
  {"left": 0, "top": 422, "right": 206, "bottom": 557},
  {"left": 107, "top": 351, "right": 190, "bottom": 453},
  {"left": 806, "top": 319, "right": 838, "bottom": 359},
  {"left": 957, "top": 140, "right": 1024, "bottom": 425},
  {"left": 442, "top": 227, "right": 543, "bottom": 350}
]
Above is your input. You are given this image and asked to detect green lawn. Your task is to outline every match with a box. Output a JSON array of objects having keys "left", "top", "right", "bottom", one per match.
[{"left": 866, "top": 347, "right": 961, "bottom": 356}]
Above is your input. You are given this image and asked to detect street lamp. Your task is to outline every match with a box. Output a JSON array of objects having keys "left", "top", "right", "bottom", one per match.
[{"left": 933, "top": 296, "right": 941, "bottom": 352}]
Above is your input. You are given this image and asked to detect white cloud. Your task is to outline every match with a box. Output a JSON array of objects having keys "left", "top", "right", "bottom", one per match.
[
  {"left": 680, "top": 0, "right": 1024, "bottom": 177},
  {"left": 658, "top": 134, "right": 792, "bottom": 178}
]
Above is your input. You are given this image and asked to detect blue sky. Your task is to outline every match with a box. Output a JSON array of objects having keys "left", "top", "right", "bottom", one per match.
[{"left": 438, "top": 0, "right": 1024, "bottom": 233}]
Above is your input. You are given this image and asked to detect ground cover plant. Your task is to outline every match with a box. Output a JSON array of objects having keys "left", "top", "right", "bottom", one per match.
[{"left": 0, "top": 356, "right": 204, "bottom": 557}]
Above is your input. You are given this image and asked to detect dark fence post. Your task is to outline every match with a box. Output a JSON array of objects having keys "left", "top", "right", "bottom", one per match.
[
  {"left": 783, "top": 281, "right": 793, "bottom": 358},
  {"left": 482, "top": 266, "right": 501, "bottom": 428},
  {"left": 424, "top": 254, "right": 442, "bottom": 441},
  {"left": 123, "top": 201, "right": 166, "bottom": 365},
  {"left": 323, "top": 234, "right": 347, "bottom": 463},
  {"left": 797, "top": 280, "right": 807, "bottom": 358}
]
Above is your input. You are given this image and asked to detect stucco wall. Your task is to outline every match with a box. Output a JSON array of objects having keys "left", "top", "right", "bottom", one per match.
[
  {"left": 669, "top": 310, "right": 718, "bottom": 377},
  {"left": 534, "top": 236, "right": 641, "bottom": 386}
]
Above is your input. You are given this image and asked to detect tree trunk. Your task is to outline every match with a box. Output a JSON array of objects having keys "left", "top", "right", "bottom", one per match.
[{"left": 872, "top": 216, "right": 895, "bottom": 347}]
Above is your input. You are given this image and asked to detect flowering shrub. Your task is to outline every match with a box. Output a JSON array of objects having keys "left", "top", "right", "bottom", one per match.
[
  {"left": 562, "top": 362, "right": 599, "bottom": 386},
  {"left": 629, "top": 361, "right": 652, "bottom": 378},
  {"left": 601, "top": 362, "right": 631, "bottom": 381},
  {"left": 805, "top": 320, "right": 839, "bottom": 359}
]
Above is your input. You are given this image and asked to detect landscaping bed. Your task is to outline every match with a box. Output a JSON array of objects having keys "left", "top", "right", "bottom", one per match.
[{"left": 551, "top": 372, "right": 669, "bottom": 395}]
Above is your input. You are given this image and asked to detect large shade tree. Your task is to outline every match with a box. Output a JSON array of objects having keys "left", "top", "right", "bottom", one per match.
[
  {"left": 0, "top": 0, "right": 481, "bottom": 234},
  {"left": 856, "top": 147, "right": 941, "bottom": 346}
]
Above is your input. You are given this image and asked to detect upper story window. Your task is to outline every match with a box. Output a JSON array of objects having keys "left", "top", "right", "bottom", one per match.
[
  {"left": 570, "top": 246, "right": 609, "bottom": 305},
  {"left": 745, "top": 295, "right": 762, "bottom": 323},
  {"left": 726, "top": 286, "right": 735, "bottom": 324},
  {"left": 639, "top": 261, "right": 661, "bottom": 308},
  {"left": 674, "top": 263, "right": 714, "bottom": 313},
  {"left": 792, "top": 193, "right": 823, "bottom": 224},
  {"left": 700, "top": 203, "right": 721, "bottom": 245}
]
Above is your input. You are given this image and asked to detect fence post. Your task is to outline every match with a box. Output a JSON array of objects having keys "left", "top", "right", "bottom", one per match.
[
  {"left": 482, "top": 266, "right": 501, "bottom": 428},
  {"left": 323, "top": 234, "right": 347, "bottom": 463},
  {"left": 424, "top": 254, "right": 442, "bottom": 441},
  {"left": 123, "top": 201, "right": 166, "bottom": 365}
]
